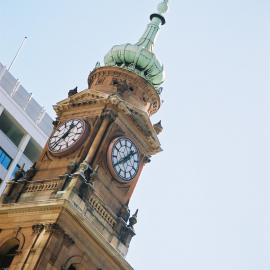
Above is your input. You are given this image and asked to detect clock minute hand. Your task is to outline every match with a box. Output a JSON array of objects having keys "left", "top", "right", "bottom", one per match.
[
  {"left": 114, "top": 151, "right": 136, "bottom": 166},
  {"left": 51, "top": 123, "right": 75, "bottom": 148}
]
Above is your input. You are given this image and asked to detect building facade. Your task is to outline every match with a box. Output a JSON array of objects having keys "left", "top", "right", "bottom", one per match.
[
  {"left": 0, "top": 62, "right": 53, "bottom": 193},
  {"left": 0, "top": 1, "right": 168, "bottom": 269}
]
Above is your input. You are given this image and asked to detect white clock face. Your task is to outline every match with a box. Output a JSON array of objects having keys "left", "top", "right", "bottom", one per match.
[
  {"left": 110, "top": 137, "right": 140, "bottom": 182},
  {"left": 48, "top": 119, "right": 86, "bottom": 154}
]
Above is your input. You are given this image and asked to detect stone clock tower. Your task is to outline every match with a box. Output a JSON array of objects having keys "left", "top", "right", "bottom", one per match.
[{"left": 0, "top": 1, "right": 168, "bottom": 269}]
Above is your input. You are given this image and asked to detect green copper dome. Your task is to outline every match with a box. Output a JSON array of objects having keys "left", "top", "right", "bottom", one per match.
[{"left": 104, "top": 0, "right": 169, "bottom": 91}]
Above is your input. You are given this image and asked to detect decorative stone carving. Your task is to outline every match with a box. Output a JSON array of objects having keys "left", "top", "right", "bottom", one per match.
[
  {"left": 77, "top": 161, "right": 91, "bottom": 178},
  {"left": 128, "top": 209, "right": 138, "bottom": 229},
  {"left": 32, "top": 224, "right": 44, "bottom": 234},
  {"left": 68, "top": 87, "right": 78, "bottom": 97},
  {"left": 24, "top": 162, "right": 37, "bottom": 181},
  {"left": 143, "top": 156, "right": 151, "bottom": 164},
  {"left": 101, "top": 109, "right": 117, "bottom": 122},
  {"left": 66, "top": 162, "right": 78, "bottom": 175},
  {"left": 115, "top": 209, "right": 137, "bottom": 247},
  {"left": 13, "top": 164, "right": 25, "bottom": 182},
  {"left": 153, "top": 120, "right": 163, "bottom": 135},
  {"left": 44, "top": 223, "right": 63, "bottom": 234},
  {"left": 61, "top": 162, "right": 79, "bottom": 191},
  {"left": 118, "top": 205, "right": 130, "bottom": 222},
  {"left": 112, "top": 79, "right": 134, "bottom": 96},
  {"left": 52, "top": 119, "right": 60, "bottom": 127}
]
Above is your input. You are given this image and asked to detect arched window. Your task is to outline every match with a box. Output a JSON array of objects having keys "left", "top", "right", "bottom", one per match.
[
  {"left": 68, "top": 265, "right": 76, "bottom": 270},
  {"left": 0, "top": 238, "right": 19, "bottom": 269}
]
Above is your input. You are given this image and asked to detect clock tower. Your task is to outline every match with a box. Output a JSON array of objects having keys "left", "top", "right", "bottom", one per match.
[{"left": 0, "top": 1, "right": 169, "bottom": 269}]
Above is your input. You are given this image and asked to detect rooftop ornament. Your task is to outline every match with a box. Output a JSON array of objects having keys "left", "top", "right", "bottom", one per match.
[{"left": 104, "top": 0, "right": 169, "bottom": 92}]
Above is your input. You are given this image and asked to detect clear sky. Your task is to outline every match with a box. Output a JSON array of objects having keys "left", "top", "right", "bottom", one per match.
[{"left": 1, "top": 0, "right": 269, "bottom": 269}]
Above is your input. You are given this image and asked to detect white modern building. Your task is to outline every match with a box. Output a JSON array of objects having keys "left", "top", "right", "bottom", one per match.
[{"left": 0, "top": 62, "right": 53, "bottom": 193}]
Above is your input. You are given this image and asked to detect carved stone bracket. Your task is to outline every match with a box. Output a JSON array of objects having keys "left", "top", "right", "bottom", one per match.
[
  {"left": 32, "top": 224, "right": 44, "bottom": 234},
  {"left": 118, "top": 205, "right": 130, "bottom": 222},
  {"left": 24, "top": 162, "right": 37, "bottom": 181},
  {"left": 118, "top": 224, "right": 135, "bottom": 247},
  {"left": 101, "top": 109, "right": 117, "bottom": 122},
  {"left": 61, "top": 162, "right": 79, "bottom": 191},
  {"left": 1, "top": 181, "right": 26, "bottom": 204},
  {"left": 77, "top": 161, "right": 92, "bottom": 180},
  {"left": 143, "top": 156, "right": 151, "bottom": 164},
  {"left": 114, "top": 209, "right": 138, "bottom": 247}
]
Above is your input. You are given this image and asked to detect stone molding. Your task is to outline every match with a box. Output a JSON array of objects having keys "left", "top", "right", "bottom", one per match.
[{"left": 88, "top": 66, "right": 160, "bottom": 115}]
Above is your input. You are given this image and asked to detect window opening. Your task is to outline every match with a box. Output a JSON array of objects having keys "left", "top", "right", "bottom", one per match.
[{"left": 0, "top": 148, "right": 12, "bottom": 169}]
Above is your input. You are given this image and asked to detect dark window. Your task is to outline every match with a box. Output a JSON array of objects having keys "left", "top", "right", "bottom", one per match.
[
  {"left": 68, "top": 265, "right": 76, "bottom": 270},
  {"left": 0, "top": 111, "right": 25, "bottom": 147},
  {"left": 0, "top": 148, "right": 12, "bottom": 169}
]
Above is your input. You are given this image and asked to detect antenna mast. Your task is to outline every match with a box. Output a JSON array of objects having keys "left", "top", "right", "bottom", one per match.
[{"left": 8, "top": 36, "right": 27, "bottom": 71}]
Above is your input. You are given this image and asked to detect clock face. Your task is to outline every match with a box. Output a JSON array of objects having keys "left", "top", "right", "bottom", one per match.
[
  {"left": 108, "top": 137, "right": 140, "bottom": 182},
  {"left": 48, "top": 119, "right": 87, "bottom": 155}
]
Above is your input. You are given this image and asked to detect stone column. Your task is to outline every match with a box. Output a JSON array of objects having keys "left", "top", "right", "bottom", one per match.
[
  {"left": 85, "top": 109, "right": 116, "bottom": 165},
  {"left": 62, "top": 110, "right": 116, "bottom": 199}
]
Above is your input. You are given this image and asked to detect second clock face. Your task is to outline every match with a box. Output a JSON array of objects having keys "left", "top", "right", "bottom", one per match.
[
  {"left": 108, "top": 137, "right": 140, "bottom": 182},
  {"left": 48, "top": 119, "right": 87, "bottom": 155}
]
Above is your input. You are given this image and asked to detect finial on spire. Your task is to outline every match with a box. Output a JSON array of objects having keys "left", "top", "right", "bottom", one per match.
[
  {"left": 157, "top": 0, "right": 169, "bottom": 15},
  {"left": 104, "top": 1, "right": 169, "bottom": 90}
]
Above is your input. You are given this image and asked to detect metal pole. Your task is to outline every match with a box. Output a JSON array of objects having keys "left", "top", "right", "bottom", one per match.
[{"left": 8, "top": 36, "right": 27, "bottom": 71}]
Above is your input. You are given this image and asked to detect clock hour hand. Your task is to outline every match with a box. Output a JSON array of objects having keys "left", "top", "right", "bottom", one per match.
[
  {"left": 51, "top": 123, "right": 75, "bottom": 148},
  {"left": 114, "top": 150, "right": 136, "bottom": 166}
]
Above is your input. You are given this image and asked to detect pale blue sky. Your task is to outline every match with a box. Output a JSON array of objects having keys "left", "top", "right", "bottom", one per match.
[{"left": 1, "top": 1, "right": 270, "bottom": 269}]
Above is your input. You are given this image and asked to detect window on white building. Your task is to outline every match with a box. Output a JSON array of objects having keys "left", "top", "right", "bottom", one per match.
[{"left": 0, "top": 147, "right": 12, "bottom": 169}]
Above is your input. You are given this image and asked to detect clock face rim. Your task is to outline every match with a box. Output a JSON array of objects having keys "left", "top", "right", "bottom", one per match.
[
  {"left": 107, "top": 136, "right": 140, "bottom": 183},
  {"left": 48, "top": 118, "right": 88, "bottom": 156}
]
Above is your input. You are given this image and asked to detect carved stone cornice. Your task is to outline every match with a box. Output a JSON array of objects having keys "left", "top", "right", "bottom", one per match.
[
  {"left": 54, "top": 91, "right": 107, "bottom": 115},
  {"left": 0, "top": 203, "right": 62, "bottom": 218}
]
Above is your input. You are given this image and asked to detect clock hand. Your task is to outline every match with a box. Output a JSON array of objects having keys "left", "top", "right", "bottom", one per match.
[
  {"left": 114, "top": 150, "right": 136, "bottom": 166},
  {"left": 51, "top": 123, "right": 75, "bottom": 148}
]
